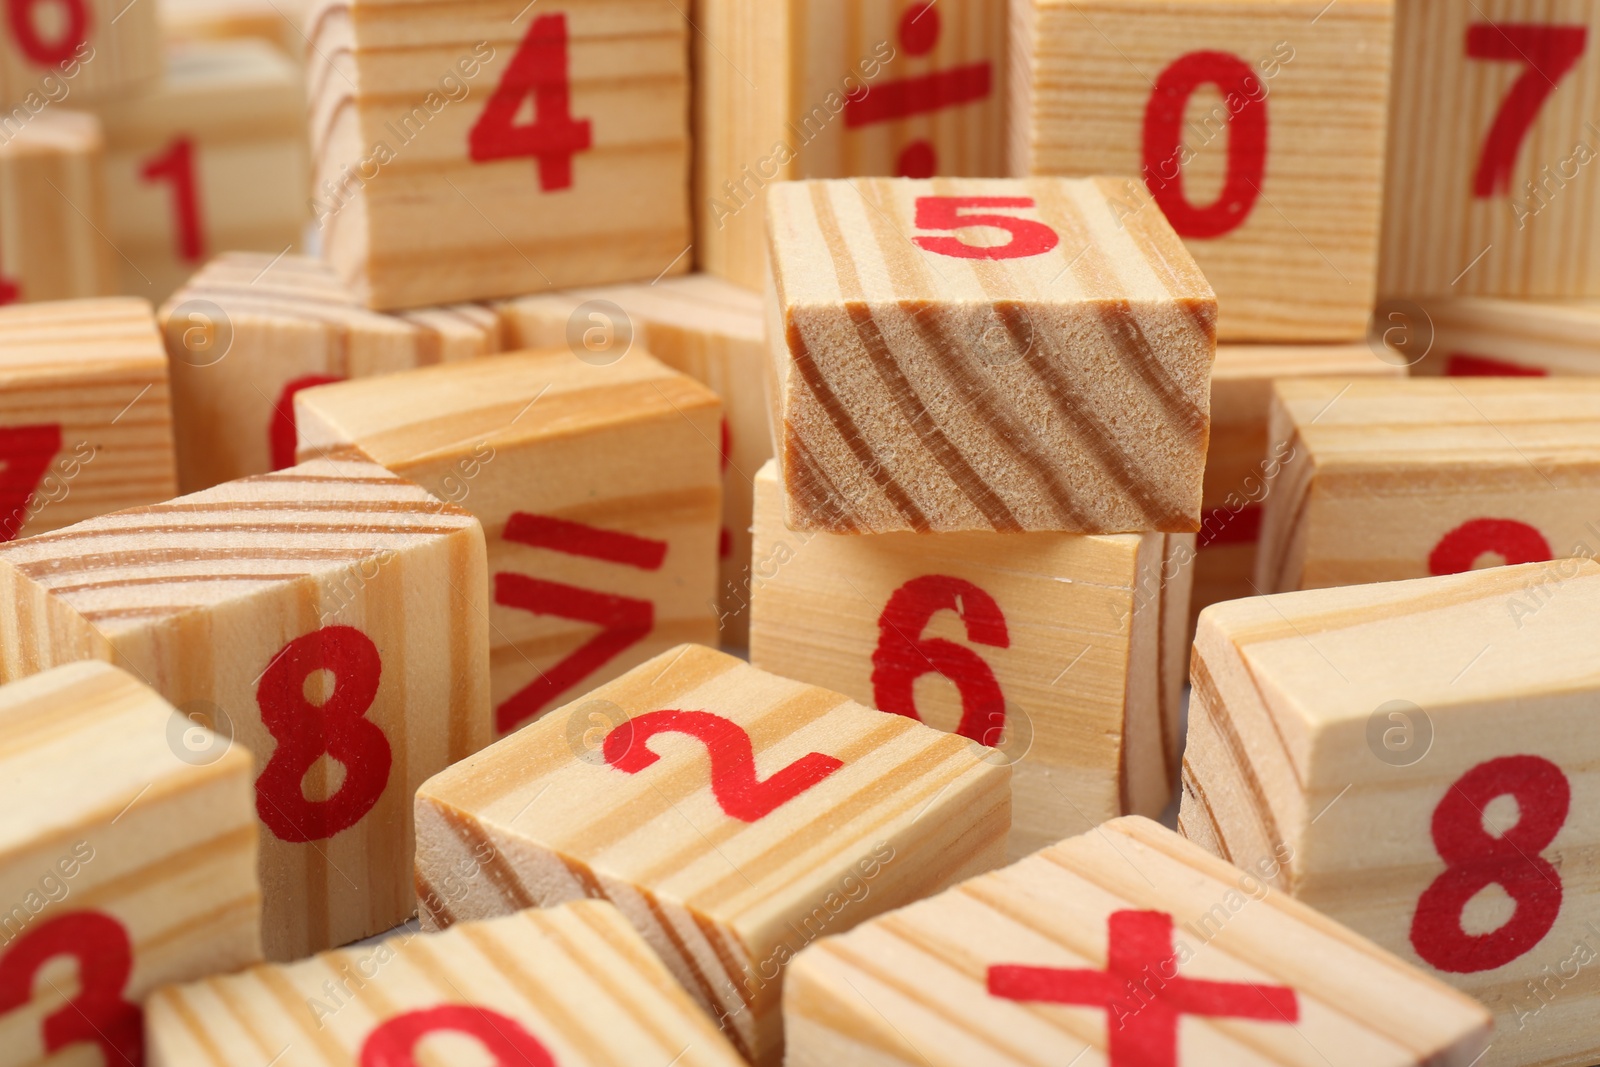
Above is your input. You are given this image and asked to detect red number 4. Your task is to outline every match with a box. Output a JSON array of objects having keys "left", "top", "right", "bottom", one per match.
[
  {"left": 912, "top": 197, "right": 1059, "bottom": 260},
  {"left": 469, "top": 13, "right": 593, "bottom": 191},
  {"left": 1468, "top": 23, "right": 1588, "bottom": 198}
]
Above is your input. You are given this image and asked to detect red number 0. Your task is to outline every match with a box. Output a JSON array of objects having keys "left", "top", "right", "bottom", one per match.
[
  {"left": 603, "top": 710, "right": 843, "bottom": 822},
  {"left": 1411, "top": 755, "right": 1569, "bottom": 974},
  {"left": 0, "top": 912, "right": 142, "bottom": 1066},
  {"left": 139, "top": 137, "right": 206, "bottom": 263},
  {"left": 872, "top": 575, "right": 1009, "bottom": 746},
  {"left": 5, "top": 0, "right": 87, "bottom": 65},
  {"left": 1142, "top": 51, "right": 1267, "bottom": 238},
  {"left": 1428, "top": 518, "right": 1551, "bottom": 576},
  {"left": 912, "top": 197, "right": 1059, "bottom": 260},
  {"left": 361, "top": 1005, "right": 554, "bottom": 1067},
  {"left": 469, "top": 13, "right": 593, "bottom": 191},
  {"left": 1467, "top": 24, "right": 1588, "bottom": 198}
]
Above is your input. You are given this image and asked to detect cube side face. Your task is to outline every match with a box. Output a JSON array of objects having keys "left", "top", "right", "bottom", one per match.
[
  {"left": 1412, "top": 297, "right": 1598, "bottom": 378},
  {"left": 0, "top": 0, "right": 159, "bottom": 107},
  {"left": 0, "top": 112, "right": 117, "bottom": 303}
]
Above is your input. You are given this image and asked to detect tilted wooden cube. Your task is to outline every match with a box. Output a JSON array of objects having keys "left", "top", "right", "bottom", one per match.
[
  {"left": 767, "top": 177, "right": 1215, "bottom": 534},
  {"left": 0, "top": 0, "right": 158, "bottom": 106},
  {"left": 160, "top": 252, "right": 501, "bottom": 492},
  {"left": 306, "top": 0, "right": 690, "bottom": 309},
  {"left": 148, "top": 901, "right": 747, "bottom": 1066},
  {"left": 1410, "top": 297, "right": 1600, "bottom": 378},
  {"left": 0, "top": 297, "right": 177, "bottom": 541},
  {"left": 0, "top": 109, "right": 114, "bottom": 303},
  {"left": 0, "top": 661, "right": 259, "bottom": 1067},
  {"left": 0, "top": 455, "right": 490, "bottom": 959},
  {"left": 786, "top": 815, "right": 1492, "bottom": 1067},
  {"left": 697, "top": 0, "right": 1006, "bottom": 290},
  {"left": 1011, "top": 0, "right": 1391, "bottom": 342},
  {"left": 415, "top": 643, "right": 1010, "bottom": 1066},
  {"left": 749, "top": 460, "right": 1189, "bottom": 860},
  {"left": 1181, "top": 561, "right": 1600, "bottom": 1067},
  {"left": 294, "top": 349, "right": 720, "bottom": 739},
  {"left": 499, "top": 273, "right": 768, "bottom": 644},
  {"left": 1257, "top": 378, "right": 1600, "bottom": 593}
]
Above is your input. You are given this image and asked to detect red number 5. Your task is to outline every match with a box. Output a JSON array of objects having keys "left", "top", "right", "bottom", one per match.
[
  {"left": 912, "top": 197, "right": 1059, "bottom": 260},
  {"left": 361, "top": 1005, "right": 554, "bottom": 1067},
  {"left": 1467, "top": 24, "right": 1588, "bottom": 198}
]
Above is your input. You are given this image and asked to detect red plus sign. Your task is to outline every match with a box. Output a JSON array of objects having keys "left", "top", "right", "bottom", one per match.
[{"left": 987, "top": 911, "right": 1298, "bottom": 1067}]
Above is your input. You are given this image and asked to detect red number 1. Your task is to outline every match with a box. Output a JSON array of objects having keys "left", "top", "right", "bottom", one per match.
[
  {"left": 469, "top": 13, "right": 593, "bottom": 191},
  {"left": 140, "top": 137, "right": 206, "bottom": 263},
  {"left": 1468, "top": 23, "right": 1588, "bottom": 198}
]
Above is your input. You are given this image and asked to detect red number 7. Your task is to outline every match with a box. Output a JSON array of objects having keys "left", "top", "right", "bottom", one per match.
[
  {"left": 912, "top": 197, "right": 1060, "bottom": 260},
  {"left": 1467, "top": 23, "right": 1588, "bottom": 198}
]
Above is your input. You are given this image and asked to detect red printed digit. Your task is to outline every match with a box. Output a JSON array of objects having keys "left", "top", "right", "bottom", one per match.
[
  {"left": 0, "top": 423, "right": 60, "bottom": 541},
  {"left": 0, "top": 250, "right": 19, "bottom": 305},
  {"left": 1142, "top": 51, "right": 1267, "bottom": 238},
  {"left": 1411, "top": 755, "right": 1569, "bottom": 974},
  {"left": 0, "top": 912, "right": 142, "bottom": 1066},
  {"left": 603, "top": 710, "right": 842, "bottom": 821},
  {"left": 718, "top": 418, "right": 732, "bottom": 560},
  {"left": 912, "top": 196, "right": 1059, "bottom": 260},
  {"left": 270, "top": 374, "right": 343, "bottom": 470},
  {"left": 5, "top": 0, "right": 87, "bottom": 65},
  {"left": 871, "top": 575, "right": 1009, "bottom": 745},
  {"left": 1467, "top": 24, "right": 1588, "bottom": 198},
  {"left": 1428, "top": 518, "right": 1551, "bottom": 576},
  {"left": 1445, "top": 352, "right": 1549, "bottom": 377},
  {"left": 139, "top": 137, "right": 205, "bottom": 263},
  {"left": 254, "top": 625, "right": 390, "bottom": 843},
  {"left": 360, "top": 1005, "right": 554, "bottom": 1067},
  {"left": 468, "top": 13, "right": 593, "bottom": 191}
]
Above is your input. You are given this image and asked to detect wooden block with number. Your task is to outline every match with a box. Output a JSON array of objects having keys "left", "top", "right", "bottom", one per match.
[
  {"left": 499, "top": 274, "right": 768, "bottom": 644},
  {"left": 1011, "top": 0, "right": 1392, "bottom": 341},
  {"left": 0, "top": 454, "right": 490, "bottom": 960},
  {"left": 148, "top": 901, "right": 747, "bottom": 1066},
  {"left": 0, "top": 297, "right": 177, "bottom": 542},
  {"left": 0, "top": 109, "right": 115, "bottom": 304},
  {"left": 293, "top": 349, "right": 720, "bottom": 739},
  {"left": 0, "top": 660, "right": 259, "bottom": 1067},
  {"left": 767, "top": 176, "right": 1215, "bottom": 534},
  {"left": 1256, "top": 377, "right": 1600, "bottom": 593},
  {"left": 696, "top": 0, "right": 1006, "bottom": 290},
  {"left": 414, "top": 643, "right": 1010, "bottom": 1066},
  {"left": 306, "top": 0, "right": 690, "bottom": 309},
  {"left": 1180, "top": 561, "right": 1600, "bottom": 1067},
  {"left": 749, "top": 460, "right": 1189, "bottom": 860},
  {"left": 159, "top": 251, "right": 501, "bottom": 493},
  {"left": 0, "top": 0, "right": 158, "bottom": 107},
  {"left": 786, "top": 814, "right": 1492, "bottom": 1067},
  {"left": 1409, "top": 297, "right": 1600, "bottom": 378},
  {"left": 93, "top": 39, "right": 305, "bottom": 303}
]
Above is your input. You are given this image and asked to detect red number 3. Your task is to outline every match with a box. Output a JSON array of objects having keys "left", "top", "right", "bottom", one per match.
[
  {"left": 872, "top": 575, "right": 1009, "bottom": 746},
  {"left": 912, "top": 197, "right": 1059, "bottom": 260},
  {"left": 0, "top": 912, "right": 142, "bottom": 1066},
  {"left": 361, "top": 1005, "right": 554, "bottom": 1067}
]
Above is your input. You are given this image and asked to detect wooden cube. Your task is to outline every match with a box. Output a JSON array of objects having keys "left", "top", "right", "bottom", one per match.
[
  {"left": 159, "top": 251, "right": 501, "bottom": 493},
  {"left": 748, "top": 460, "right": 1188, "bottom": 860},
  {"left": 0, "top": 0, "right": 158, "bottom": 107},
  {"left": 306, "top": 0, "right": 690, "bottom": 309},
  {"left": 1011, "top": 0, "right": 1392, "bottom": 341},
  {"left": 1182, "top": 561, "right": 1600, "bottom": 1067},
  {"left": 159, "top": 0, "right": 309, "bottom": 59},
  {"left": 766, "top": 176, "right": 1215, "bottom": 534},
  {"left": 414, "top": 643, "right": 1010, "bottom": 1066},
  {"left": 786, "top": 815, "right": 1492, "bottom": 1067},
  {"left": 0, "top": 660, "right": 259, "bottom": 1067},
  {"left": 148, "top": 901, "right": 747, "bottom": 1066},
  {"left": 499, "top": 273, "right": 768, "bottom": 645},
  {"left": 0, "top": 109, "right": 114, "bottom": 303},
  {"left": 1257, "top": 377, "right": 1600, "bottom": 593},
  {"left": 696, "top": 0, "right": 1007, "bottom": 290},
  {"left": 1411, "top": 297, "right": 1600, "bottom": 377},
  {"left": 0, "top": 297, "right": 177, "bottom": 541},
  {"left": 0, "top": 455, "right": 490, "bottom": 959},
  {"left": 93, "top": 39, "right": 306, "bottom": 303},
  {"left": 293, "top": 349, "right": 720, "bottom": 739}
]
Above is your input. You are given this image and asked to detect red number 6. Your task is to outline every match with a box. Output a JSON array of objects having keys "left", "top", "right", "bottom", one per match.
[
  {"left": 912, "top": 197, "right": 1059, "bottom": 260},
  {"left": 361, "top": 1005, "right": 555, "bottom": 1067},
  {"left": 1142, "top": 51, "right": 1267, "bottom": 238}
]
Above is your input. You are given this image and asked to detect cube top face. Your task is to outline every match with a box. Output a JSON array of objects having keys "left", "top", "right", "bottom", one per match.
[
  {"left": 506, "top": 273, "right": 766, "bottom": 345},
  {"left": 97, "top": 38, "right": 301, "bottom": 139},
  {"left": 0, "top": 298, "right": 164, "bottom": 377},
  {"left": 0, "top": 108, "right": 103, "bottom": 156},
  {"left": 786, "top": 816, "right": 1491, "bottom": 1067}
]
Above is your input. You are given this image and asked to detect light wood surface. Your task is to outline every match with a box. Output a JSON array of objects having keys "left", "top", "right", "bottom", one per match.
[
  {"left": 499, "top": 273, "right": 768, "bottom": 645},
  {"left": 1256, "top": 377, "right": 1600, "bottom": 593},
  {"left": 294, "top": 348, "right": 721, "bottom": 740},
  {"left": 786, "top": 815, "right": 1492, "bottom": 1067},
  {"left": 748, "top": 459, "right": 1188, "bottom": 860},
  {"left": 0, "top": 296, "right": 177, "bottom": 541},
  {"left": 1181, "top": 561, "right": 1600, "bottom": 1067},
  {"left": 695, "top": 0, "right": 1006, "bottom": 290},
  {"left": 766, "top": 176, "right": 1215, "bottom": 534},
  {"left": 0, "top": 0, "right": 159, "bottom": 107},
  {"left": 0, "top": 660, "right": 259, "bottom": 1067},
  {"left": 415, "top": 643, "right": 1011, "bottom": 1066},
  {"left": 159, "top": 251, "right": 501, "bottom": 493},
  {"left": 0, "top": 455, "right": 490, "bottom": 960},
  {"left": 1011, "top": 0, "right": 1392, "bottom": 341},
  {"left": 1411, "top": 297, "right": 1600, "bottom": 377},
  {"left": 0, "top": 109, "right": 114, "bottom": 303},
  {"left": 159, "top": 0, "right": 311, "bottom": 58},
  {"left": 305, "top": 0, "right": 690, "bottom": 309}
]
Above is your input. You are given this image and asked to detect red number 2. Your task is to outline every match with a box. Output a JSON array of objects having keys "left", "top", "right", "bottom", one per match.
[
  {"left": 1427, "top": 518, "right": 1551, "bottom": 576},
  {"left": 139, "top": 137, "right": 205, "bottom": 263},
  {"left": 0, "top": 423, "right": 60, "bottom": 541},
  {"left": 603, "top": 710, "right": 843, "bottom": 822},
  {"left": 361, "top": 1005, "right": 554, "bottom": 1067},
  {"left": 5, "top": 0, "right": 87, "bottom": 65},
  {"left": 469, "top": 13, "right": 592, "bottom": 191},
  {"left": 0, "top": 912, "right": 142, "bottom": 1066},
  {"left": 1142, "top": 51, "right": 1267, "bottom": 238},
  {"left": 872, "top": 575, "right": 1009, "bottom": 746},
  {"left": 1468, "top": 24, "right": 1588, "bottom": 198},
  {"left": 912, "top": 197, "right": 1059, "bottom": 260}
]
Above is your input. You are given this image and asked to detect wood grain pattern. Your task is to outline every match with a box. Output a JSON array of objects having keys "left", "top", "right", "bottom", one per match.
[
  {"left": 1411, "top": 297, "right": 1600, "bottom": 377},
  {"left": 767, "top": 176, "right": 1215, "bottom": 534},
  {"left": 0, "top": 0, "right": 158, "bottom": 107},
  {"left": 159, "top": 0, "right": 311, "bottom": 59},
  {"left": 1256, "top": 377, "right": 1600, "bottom": 593},
  {"left": 1181, "top": 561, "right": 1600, "bottom": 1067},
  {"left": 293, "top": 348, "right": 721, "bottom": 740},
  {"left": 1011, "top": 0, "right": 1392, "bottom": 341},
  {"left": 695, "top": 0, "right": 1006, "bottom": 290},
  {"left": 786, "top": 815, "right": 1492, "bottom": 1067},
  {"left": 0, "top": 660, "right": 259, "bottom": 1067},
  {"left": 306, "top": 0, "right": 690, "bottom": 309},
  {"left": 414, "top": 643, "right": 1010, "bottom": 1066},
  {"left": 0, "top": 109, "right": 115, "bottom": 303},
  {"left": 0, "top": 455, "right": 490, "bottom": 960},
  {"left": 499, "top": 273, "right": 768, "bottom": 645},
  {"left": 748, "top": 459, "right": 1189, "bottom": 860},
  {"left": 160, "top": 252, "right": 501, "bottom": 493}
]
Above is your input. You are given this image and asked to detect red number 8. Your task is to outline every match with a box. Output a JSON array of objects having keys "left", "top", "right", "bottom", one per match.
[{"left": 361, "top": 1005, "right": 555, "bottom": 1067}]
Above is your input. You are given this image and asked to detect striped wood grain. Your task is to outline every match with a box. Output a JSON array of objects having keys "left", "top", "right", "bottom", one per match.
[
  {"left": 0, "top": 0, "right": 158, "bottom": 107},
  {"left": 1411, "top": 297, "right": 1600, "bottom": 377},
  {"left": 0, "top": 110, "right": 115, "bottom": 303}
]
